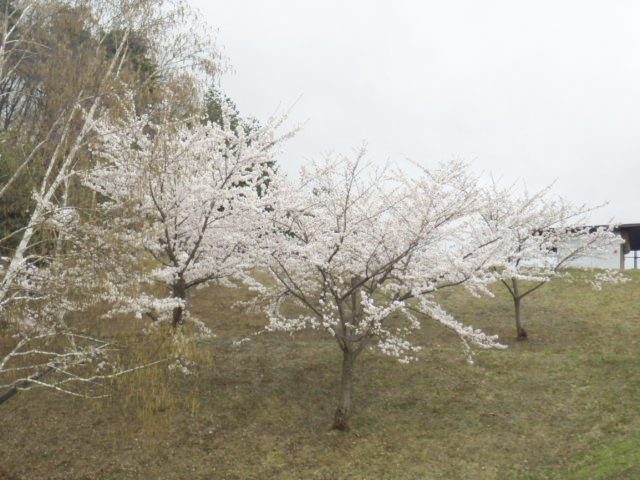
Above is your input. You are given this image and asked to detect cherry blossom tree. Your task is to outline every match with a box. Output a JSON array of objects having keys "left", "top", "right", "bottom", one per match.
[
  {"left": 479, "top": 183, "right": 625, "bottom": 340},
  {"left": 248, "top": 150, "right": 507, "bottom": 430},
  {"left": 84, "top": 101, "right": 295, "bottom": 331}
]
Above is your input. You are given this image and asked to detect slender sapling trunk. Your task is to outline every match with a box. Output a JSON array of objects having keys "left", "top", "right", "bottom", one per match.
[{"left": 511, "top": 277, "right": 527, "bottom": 340}]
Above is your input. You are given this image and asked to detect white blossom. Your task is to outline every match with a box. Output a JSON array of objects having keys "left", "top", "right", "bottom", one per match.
[
  {"left": 478, "top": 182, "right": 627, "bottom": 338},
  {"left": 83, "top": 97, "right": 296, "bottom": 330},
  {"left": 253, "top": 150, "right": 507, "bottom": 361}
]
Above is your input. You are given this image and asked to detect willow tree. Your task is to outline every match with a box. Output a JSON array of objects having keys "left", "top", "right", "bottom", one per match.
[{"left": 0, "top": 0, "right": 223, "bottom": 404}]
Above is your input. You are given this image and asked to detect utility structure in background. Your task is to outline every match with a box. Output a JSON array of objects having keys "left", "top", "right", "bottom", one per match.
[
  {"left": 559, "top": 224, "right": 640, "bottom": 270},
  {"left": 616, "top": 224, "right": 640, "bottom": 269}
]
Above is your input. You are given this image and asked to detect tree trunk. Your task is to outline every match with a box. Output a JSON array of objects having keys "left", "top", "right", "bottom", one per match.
[
  {"left": 512, "top": 278, "right": 527, "bottom": 340},
  {"left": 333, "top": 347, "right": 355, "bottom": 431},
  {"left": 171, "top": 279, "right": 187, "bottom": 328},
  {"left": 0, "top": 385, "right": 20, "bottom": 407}
]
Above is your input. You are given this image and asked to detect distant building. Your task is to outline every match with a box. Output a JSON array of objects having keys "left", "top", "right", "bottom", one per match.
[
  {"left": 554, "top": 224, "right": 639, "bottom": 270},
  {"left": 616, "top": 224, "right": 640, "bottom": 269}
]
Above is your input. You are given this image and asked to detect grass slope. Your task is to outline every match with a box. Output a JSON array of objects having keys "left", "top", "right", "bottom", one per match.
[{"left": 2, "top": 271, "right": 640, "bottom": 479}]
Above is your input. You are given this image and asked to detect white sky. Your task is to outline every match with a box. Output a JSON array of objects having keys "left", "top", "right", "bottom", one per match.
[{"left": 192, "top": 0, "right": 640, "bottom": 224}]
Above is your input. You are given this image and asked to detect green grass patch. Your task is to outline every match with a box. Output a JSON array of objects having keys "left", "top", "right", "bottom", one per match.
[{"left": 526, "top": 435, "right": 640, "bottom": 480}]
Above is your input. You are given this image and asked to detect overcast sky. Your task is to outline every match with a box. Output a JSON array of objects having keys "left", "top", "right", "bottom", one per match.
[{"left": 192, "top": 0, "right": 639, "bottom": 223}]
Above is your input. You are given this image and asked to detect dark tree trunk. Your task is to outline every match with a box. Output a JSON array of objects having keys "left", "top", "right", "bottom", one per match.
[
  {"left": 512, "top": 278, "right": 527, "bottom": 340},
  {"left": 333, "top": 347, "right": 355, "bottom": 431},
  {"left": 171, "top": 279, "right": 187, "bottom": 328},
  {"left": 0, "top": 385, "right": 20, "bottom": 407},
  {"left": 514, "top": 296, "right": 527, "bottom": 340}
]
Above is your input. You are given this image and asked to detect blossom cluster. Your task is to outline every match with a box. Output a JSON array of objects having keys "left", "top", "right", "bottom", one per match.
[
  {"left": 82, "top": 99, "right": 295, "bottom": 330},
  {"left": 479, "top": 183, "right": 627, "bottom": 287},
  {"left": 248, "top": 151, "right": 510, "bottom": 362}
]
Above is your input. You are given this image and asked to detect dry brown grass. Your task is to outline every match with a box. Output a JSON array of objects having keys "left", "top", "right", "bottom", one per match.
[{"left": 2, "top": 271, "right": 640, "bottom": 479}]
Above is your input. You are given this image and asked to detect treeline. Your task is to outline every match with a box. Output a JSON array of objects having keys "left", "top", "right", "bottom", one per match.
[
  {"left": 0, "top": 0, "right": 254, "bottom": 409},
  {"left": 0, "top": 0, "right": 242, "bottom": 251}
]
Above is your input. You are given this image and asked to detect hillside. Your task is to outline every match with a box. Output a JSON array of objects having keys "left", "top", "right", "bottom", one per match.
[{"left": 2, "top": 272, "right": 640, "bottom": 479}]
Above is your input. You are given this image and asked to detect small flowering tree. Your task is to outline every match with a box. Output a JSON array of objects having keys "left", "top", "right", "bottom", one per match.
[
  {"left": 84, "top": 102, "right": 294, "bottom": 331},
  {"left": 480, "top": 184, "right": 624, "bottom": 340},
  {"left": 250, "top": 151, "right": 507, "bottom": 430}
]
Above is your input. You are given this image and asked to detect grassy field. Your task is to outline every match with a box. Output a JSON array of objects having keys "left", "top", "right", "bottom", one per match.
[{"left": 2, "top": 271, "right": 640, "bottom": 479}]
